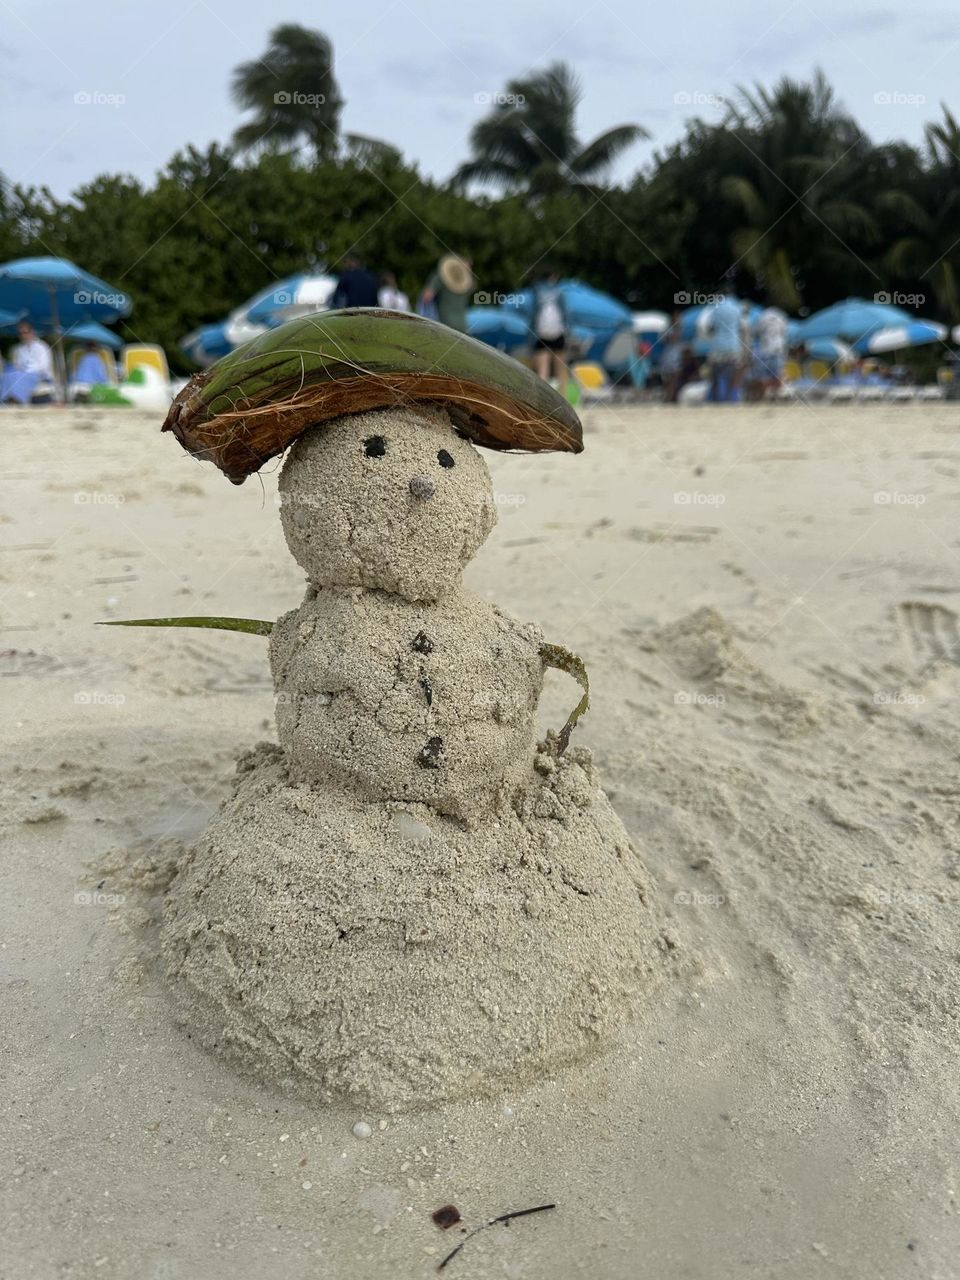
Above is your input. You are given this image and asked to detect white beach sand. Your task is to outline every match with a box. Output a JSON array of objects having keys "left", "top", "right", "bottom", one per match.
[{"left": 2, "top": 401, "right": 959, "bottom": 1278}]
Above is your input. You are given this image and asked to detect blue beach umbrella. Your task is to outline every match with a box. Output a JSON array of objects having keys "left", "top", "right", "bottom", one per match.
[
  {"left": 0, "top": 257, "right": 131, "bottom": 329},
  {"left": 243, "top": 274, "right": 337, "bottom": 327},
  {"left": 796, "top": 297, "right": 913, "bottom": 343},
  {"left": 853, "top": 320, "right": 947, "bottom": 354},
  {"left": 0, "top": 257, "right": 131, "bottom": 397},
  {"left": 62, "top": 320, "right": 123, "bottom": 349},
  {"left": 222, "top": 274, "right": 337, "bottom": 347},
  {"left": 804, "top": 337, "right": 855, "bottom": 362},
  {"left": 467, "top": 307, "right": 531, "bottom": 352},
  {"left": 180, "top": 322, "right": 233, "bottom": 367}
]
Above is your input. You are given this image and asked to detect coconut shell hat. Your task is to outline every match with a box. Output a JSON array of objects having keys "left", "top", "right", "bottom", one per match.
[{"left": 163, "top": 308, "right": 582, "bottom": 484}]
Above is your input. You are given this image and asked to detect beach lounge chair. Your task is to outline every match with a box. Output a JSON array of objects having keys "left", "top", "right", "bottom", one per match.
[
  {"left": 855, "top": 383, "right": 886, "bottom": 402},
  {"left": 799, "top": 377, "right": 828, "bottom": 401},
  {"left": 121, "top": 343, "right": 170, "bottom": 383},
  {"left": 571, "top": 361, "right": 614, "bottom": 402},
  {"left": 67, "top": 344, "right": 117, "bottom": 400},
  {"left": 825, "top": 380, "right": 856, "bottom": 403},
  {"left": 677, "top": 379, "right": 708, "bottom": 404}
]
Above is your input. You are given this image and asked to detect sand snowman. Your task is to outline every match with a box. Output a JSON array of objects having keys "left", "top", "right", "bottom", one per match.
[{"left": 158, "top": 310, "right": 663, "bottom": 1107}]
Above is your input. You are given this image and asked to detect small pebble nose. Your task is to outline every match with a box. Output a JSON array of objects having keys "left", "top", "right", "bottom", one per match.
[{"left": 409, "top": 475, "right": 436, "bottom": 500}]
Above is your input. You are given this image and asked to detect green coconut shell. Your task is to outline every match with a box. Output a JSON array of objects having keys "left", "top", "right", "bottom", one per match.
[{"left": 163, "top": 308, "right": 583, "bottom": 483}]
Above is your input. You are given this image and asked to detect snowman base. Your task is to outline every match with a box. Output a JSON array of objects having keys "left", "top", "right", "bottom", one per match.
[{"left": 161, "top": 740, "right": 664, "bottom": 1109}]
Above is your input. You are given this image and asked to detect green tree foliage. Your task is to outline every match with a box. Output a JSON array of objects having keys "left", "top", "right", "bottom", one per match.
[
  {"left": 454, "top": 62, "right": 647, "bottom": 195},
  {"left": 2, "top": 64, "right": 960, "bottom": 366},
  {"left": 880, "top": 107, "right": 960, "bottom": 320},
  {"left": 232, "top": 24, "right": 343, "bottom": 161}
]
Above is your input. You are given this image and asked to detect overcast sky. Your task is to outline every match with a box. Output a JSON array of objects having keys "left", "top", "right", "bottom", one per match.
[{"left": 2, "top": 0, "right": 958, "bottom": 198}]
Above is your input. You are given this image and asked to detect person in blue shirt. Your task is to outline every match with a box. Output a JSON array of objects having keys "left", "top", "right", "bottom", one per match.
[
  {"left": 74, "top": 343, "right": 110, "bottom": 387},
  {"left": 707, "top": 295, "right": 742, "bottom": 403}
]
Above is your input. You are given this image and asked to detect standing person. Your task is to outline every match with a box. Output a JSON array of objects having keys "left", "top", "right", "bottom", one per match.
[
  {"left": 1, "top": 320, "right": 54, "bottom": 404},
  {"left": 378, "top": 272, "right": 410, "bottom": 312},
  {"left": 659, "top": 309, "right": 684, "bottom": 403},
  {"left": 628, "top": 339, "right": 652, "bottom": 394},
  {"left": 707, "top": 295, "right": 742, "bottom": 403},
  {"left": 734, "top": 300, "right": 753, "bottom": 399},
  {"left": 530, "top": 267, "right": 569, "bottom": 396},
  {"left": 331, "top": 251, "right": 380, "bottom": 309},
  {"left": 752, "top": 305, "right": 789, "bottom": 399},
  {"left": 421, "top": 253, "right": 475, "bottom": 333}
]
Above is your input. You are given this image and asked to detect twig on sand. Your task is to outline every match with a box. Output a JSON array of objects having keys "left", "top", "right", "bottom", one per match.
[{"left": 436, "top": 1202, "right": 556, "bottom": 1272}]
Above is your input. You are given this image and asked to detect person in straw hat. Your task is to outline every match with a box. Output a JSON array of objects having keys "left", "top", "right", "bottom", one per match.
[{"left": 422, "top": 253, "right": 476, "bottom": 333}]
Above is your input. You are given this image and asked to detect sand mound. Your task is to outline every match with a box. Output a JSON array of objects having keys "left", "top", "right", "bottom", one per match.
[
  {"left": 647, "top": 606, "right": 821, "bottom": 734},
  {"left": 161, "top": 742, "right": 667, "bottom": 1109}
]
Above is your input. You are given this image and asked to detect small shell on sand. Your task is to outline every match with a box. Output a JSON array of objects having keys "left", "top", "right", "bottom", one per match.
[{"left": 352, "top": 1121, "right": 373, "bottom": 1140}]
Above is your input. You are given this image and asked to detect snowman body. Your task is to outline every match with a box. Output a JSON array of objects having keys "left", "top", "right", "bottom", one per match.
[
  {"left": 270, "top": 407, "right": 545, "bottom": 824},
  {"left": 271, "top": 586, "right": 543, "bottom": 824},
  {"left": 161, "top": 404, "right": 665, "bottom": 1108}
]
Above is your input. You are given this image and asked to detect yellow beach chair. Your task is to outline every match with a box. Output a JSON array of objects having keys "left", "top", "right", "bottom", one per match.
[
  {"left": 572, "top": 361, "right": 613, "bottom": 401},
  {"left": 122, "top": 343, "right": 170, "bottom": 382}
]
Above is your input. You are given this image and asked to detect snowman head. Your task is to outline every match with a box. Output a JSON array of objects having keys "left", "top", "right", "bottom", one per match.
[{"left": 278, "top": 406, "right": 497, "bottom": 601}]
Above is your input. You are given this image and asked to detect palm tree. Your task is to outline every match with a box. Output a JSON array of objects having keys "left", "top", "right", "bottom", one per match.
[
  {"left": 721, "top": 71, "right": 876, "bottom": 309},
  {"left": 232, "top": 24, "right": 343, "bottom": 162},
  {"left": 453, "top": 62, "right": 647, "bottom": 196},
  {"left": 343, "top": 134, "right": 403, "bottom": 169},
  {"left": 880, "top": 107, "right": 960, "bottom": 321}
]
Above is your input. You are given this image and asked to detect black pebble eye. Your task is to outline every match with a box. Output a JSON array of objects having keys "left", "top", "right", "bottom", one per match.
[
  {"left": 364, "top": 436, "right": 386, "bottom": 458},
  {"left": 437, "top": 449, "right": 455, "bottom": 469}
]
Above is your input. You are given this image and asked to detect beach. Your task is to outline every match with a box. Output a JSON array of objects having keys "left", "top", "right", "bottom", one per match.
[{"left": 2, "top": 401, "right": 959, "bottom": 1277}]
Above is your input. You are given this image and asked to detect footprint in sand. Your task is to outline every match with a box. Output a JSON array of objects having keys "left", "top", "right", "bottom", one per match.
[{"left": 897, "top": 601, "right": 960, "bottom": 674}]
